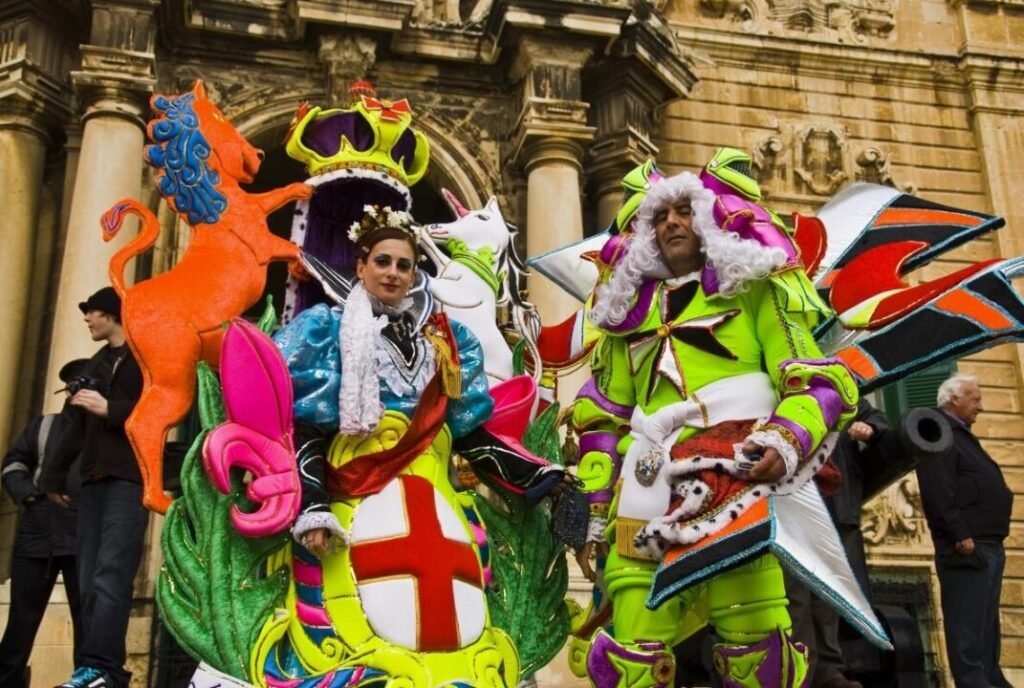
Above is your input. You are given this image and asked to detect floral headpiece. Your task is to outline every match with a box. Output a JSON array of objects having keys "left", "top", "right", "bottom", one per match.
[{"left": 348, "top": 204, "right": 415, "bottom": 243}]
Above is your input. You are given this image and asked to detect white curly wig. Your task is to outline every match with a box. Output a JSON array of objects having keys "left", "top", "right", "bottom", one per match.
[{"left": 590, "top": 171, "right": 789, "bottom": 327}]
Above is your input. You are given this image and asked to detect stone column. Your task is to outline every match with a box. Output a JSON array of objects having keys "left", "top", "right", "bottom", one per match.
[
  {"left": 583, "top": 21, "right": 697, "bottom": 232},
  {"left": 0, "top": 117, "right": 49, "bottom": 448},
  {"left": 42, "top": 86, "right": 150, "bottom": 413},
  {"left": 0, "top": 9, "right": 76, "bottom": 449},
  {"left": 521, "top": 137, "right": 590, "bottom": 323},
  {"left": 41, "top": 1, "right": 157, "bottom": 411},
  {"left": 509, "top": 37, "right": 596, "bottom": 325}
]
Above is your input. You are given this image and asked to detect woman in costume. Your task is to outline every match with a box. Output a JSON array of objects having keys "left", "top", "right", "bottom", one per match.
[
  {"left": 570, "top": 166, "right": 875, "bottom": 688},
  {"left": 258, "top": 207, "right": 563, "bottom": 687}
]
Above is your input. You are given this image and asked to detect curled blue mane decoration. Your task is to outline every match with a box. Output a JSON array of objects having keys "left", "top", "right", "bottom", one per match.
[{"left": 146, "top": 92, "right": 228, "bottom": 225}]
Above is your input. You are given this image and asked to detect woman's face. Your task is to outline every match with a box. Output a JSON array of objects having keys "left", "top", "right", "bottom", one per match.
[{"left": 356, "top": 238, "right": 416, "bottom": 306}]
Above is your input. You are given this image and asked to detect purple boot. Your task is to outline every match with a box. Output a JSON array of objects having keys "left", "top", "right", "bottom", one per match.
[
  {"left": 712, "top": 628, "right": 810, "bottom": 688},
  {"left": 586, "top": 629, "right": 675, "bottom": 688}
]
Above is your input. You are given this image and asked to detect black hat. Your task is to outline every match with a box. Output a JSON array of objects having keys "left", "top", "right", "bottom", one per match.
[
  {"left": 58, "top": 358, "right": 91, "bottom": 384},
  {"left": 78, "top": 286, "right": 121, "bottom": 319}
]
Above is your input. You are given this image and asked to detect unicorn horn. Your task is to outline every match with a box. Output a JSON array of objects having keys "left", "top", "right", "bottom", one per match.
[{"left": 441, "top": 188, "right": 470, "bottom": 218}]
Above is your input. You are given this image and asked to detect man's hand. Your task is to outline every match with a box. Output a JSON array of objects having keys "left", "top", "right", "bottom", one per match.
[
  {"left": 847, "top": 421, "right": 875, "bottom": 442},
  {"left": 742, "top": 442, "right": 787, "bottom": 482},
  {"left": 47, "top": 492, "right": 71, "bottom": 509},
  {"left": 575, "top": 540, "right": 610, "bottom": 583},
  {"left": 954, "top": 537, "right": 976, "bottom": 555},
  {"left": 70, "top": 389, "right": 109, "bottom": 418}
]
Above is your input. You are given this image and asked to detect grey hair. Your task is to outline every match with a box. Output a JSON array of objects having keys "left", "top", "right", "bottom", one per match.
[
  {"left": 937, "top": 373, "right": 979, "bottom": 407},
  {"left": 590, "top": 171, "right": 788, "bottom": 327}
]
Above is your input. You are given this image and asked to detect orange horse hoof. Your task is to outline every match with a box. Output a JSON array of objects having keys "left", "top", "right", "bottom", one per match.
[{"left": 144, "top": 491, "right": 174, "bottom": 515}]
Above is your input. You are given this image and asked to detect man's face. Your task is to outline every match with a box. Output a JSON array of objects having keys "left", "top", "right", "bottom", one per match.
[
  {"left": 654, "top": 199, "right": 704, "bottom": 277},
  {"left": 84, "top": 310, "right": 117, "bottom": 342},
  {"left": 948, "top": 382, "right": 984, "bottom": 425}
]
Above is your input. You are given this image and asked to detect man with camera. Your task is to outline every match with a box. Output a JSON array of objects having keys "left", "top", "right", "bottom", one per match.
[
  {"left": 41, "top": 286, "right": 147, "bottom": 688},
  {"left": 0, "top": 359, "right": 90, "bottom": 687}
]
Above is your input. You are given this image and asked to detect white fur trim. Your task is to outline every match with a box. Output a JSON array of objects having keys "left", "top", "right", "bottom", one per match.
[
  {"left": 587, "top": 515, "right": 608, "bottom": 544},
  {"left": 293, "top": 511, "right": 350, "bottom": 546},
  {"left": 633, "top": 432, "right": 839, "bottom": 557},
  {"left": 339, "top": 283, "right": 387, "bottom": 435}
]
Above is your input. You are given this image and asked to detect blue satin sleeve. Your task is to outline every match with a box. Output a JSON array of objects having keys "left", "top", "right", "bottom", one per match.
[
  {"left": 447, "top": 319, "right": 494, "bottom": 438},
  {"left": 273, "top": 303, "right": 342, "bottom": 432}
]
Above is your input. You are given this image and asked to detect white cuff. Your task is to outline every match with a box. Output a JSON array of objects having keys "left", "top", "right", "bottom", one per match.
[
  {"left": 743, "top": 429, "right": 800, "bottom": 479},
  {"left": 292, "top": 511, "right": 350, "bottom": 547}
]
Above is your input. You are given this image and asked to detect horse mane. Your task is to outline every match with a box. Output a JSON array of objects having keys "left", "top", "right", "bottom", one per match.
[{"left": 145, "top": 92, "right": 227, "bottom": 226}]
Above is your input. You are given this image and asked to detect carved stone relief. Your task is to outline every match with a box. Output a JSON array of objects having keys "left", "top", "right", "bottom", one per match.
[
  {"left": 862, "top": 476, "right": 930, "bottom": 549},
  {"left": 748, "top": 124, "right": 915, "bottom": 198},
  {"left": 699, "top": 0, "right": 896, "bottom": 42},
  {"left": 794, "top": 124, "right": 848, "bottom": 195},
  {"left": 856, "top": 146, "right": 917, "bottom": 194},
  {"left": 319, "top": 35, "right": 378, "bottom": 104}
]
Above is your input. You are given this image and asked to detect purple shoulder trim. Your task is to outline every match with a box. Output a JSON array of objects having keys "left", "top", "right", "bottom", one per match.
[
  {"left": 603, "top": 280, "right": 658, "bottom": 334},
  {"left": 701, "top": 266, "right": 720, "bottom": 297},
  {"left": 578, "top": 377, "right": 633, "bottom": 419}
]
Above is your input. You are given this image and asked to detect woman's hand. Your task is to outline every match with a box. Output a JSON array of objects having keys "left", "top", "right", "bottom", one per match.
[
  {"left": 741, "top": 442, "right": 787, "bottom": 482},
  {"left": 575, "top": 540, "right": 610, "bottom": 583},
  {"left": 302, "top": 528, "right": 332, "bottom": 557}
]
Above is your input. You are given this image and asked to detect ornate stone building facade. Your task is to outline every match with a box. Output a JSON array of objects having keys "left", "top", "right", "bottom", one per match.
[{"left": 0, "top": 0, "right": 1021, "bottom": 686}]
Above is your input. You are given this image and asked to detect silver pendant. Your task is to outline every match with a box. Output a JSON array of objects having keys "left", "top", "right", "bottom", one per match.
[{"left": 634, "top": 448, "right": 664, "bottom": 487}]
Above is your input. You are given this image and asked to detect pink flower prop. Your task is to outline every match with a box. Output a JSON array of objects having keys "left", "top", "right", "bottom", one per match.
[{"left": 203, "top": 318, "right": 301, "bottom": 537}]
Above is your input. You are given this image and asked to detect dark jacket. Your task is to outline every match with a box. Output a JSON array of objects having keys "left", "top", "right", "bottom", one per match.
[
  {"left": 1, "top": 414, "right": 79, "bottom": 558},
  {"left": 827, "top": 399, "right": 891, "bottom": 527},
  {"left": 915, "top": 410, "right": 1013, "bottom": 552},
  {"left": 40, "top": 344, "right": 142, "bottom": 491}
]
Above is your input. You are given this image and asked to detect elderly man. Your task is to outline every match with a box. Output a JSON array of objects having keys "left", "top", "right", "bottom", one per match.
[
  {"left": 917, "top": 374, "right": 1013, "bottom": 688},
  {"left": 572, "top": 161, "right": 859, "bottom": 688}
]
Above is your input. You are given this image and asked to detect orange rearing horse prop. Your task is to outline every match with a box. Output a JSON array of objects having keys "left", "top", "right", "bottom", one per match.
[{"left": 102, "top": 80, "right": 312, "bottom": 513}]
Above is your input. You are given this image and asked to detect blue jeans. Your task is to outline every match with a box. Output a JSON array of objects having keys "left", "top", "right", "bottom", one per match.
[
  {"left": 935, "top": 539, "right": 1013, "bottom": 688},
  {"left": 76, "top": 479, "right": 149, "bottom": 686}
]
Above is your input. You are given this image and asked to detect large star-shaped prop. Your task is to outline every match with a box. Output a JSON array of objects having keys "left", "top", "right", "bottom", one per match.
[{"left": 626, "top": 282, "right": 740, "bottom": 403}]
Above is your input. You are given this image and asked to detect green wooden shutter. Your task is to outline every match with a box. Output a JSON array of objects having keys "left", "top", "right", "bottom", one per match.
[{"left": 879, "top": 360, "right": 958, "bottom": 424}]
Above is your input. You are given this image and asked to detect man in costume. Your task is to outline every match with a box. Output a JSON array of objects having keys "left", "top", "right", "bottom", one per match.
[{"left": 572, "top": 166, "right": 859, "bottom": 687}]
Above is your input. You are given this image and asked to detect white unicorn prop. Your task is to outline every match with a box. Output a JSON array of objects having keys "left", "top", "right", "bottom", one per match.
[{"left": 418, "top": 190, "right": 542, "bottom": 384}]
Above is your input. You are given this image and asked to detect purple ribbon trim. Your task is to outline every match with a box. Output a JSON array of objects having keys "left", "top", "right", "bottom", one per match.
[
  {"left": 603, "top": 280, "right": 658, "bottom": 333},
  {"left": 578, "top": 377, "right": 634, "bottom": 419},
  {"left": 766, "top": 414, "right": 813, "bottom": 456}
]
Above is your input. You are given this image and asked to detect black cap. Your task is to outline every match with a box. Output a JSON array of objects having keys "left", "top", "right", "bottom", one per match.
[
  {"left": 58, "top": 358, "right": 91, "bottom": 384},
  {"left": 78, "top": 287, "right": 121, "bottom": 319}
]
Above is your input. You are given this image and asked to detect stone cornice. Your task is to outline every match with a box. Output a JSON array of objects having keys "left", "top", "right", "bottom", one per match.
[
  {"left": 72, "top": 45, "right": 156, "bottom": 126},
  {"left": 950, "top": 0, "right": 1024, "bottom": 7},
  {"left": 295, "top": 0, "right": 415, "bottom": 33},
  {"left": 673, "top": 24, "right": 966, "bottom": 92},
  {"left": 390, "top": 25, "right": 498, "bottom": 64},
  {"left": 0, "top": 13, "right": 77, "bottom": 136},
  {"left": 958, "top": 52, "right": 1024, "bottom": 115},
  {"left": 181, "top": 0, "right": 296, "bottom": 40},
  {"left": 486, "top": 0, "right": 634, "bottom": 44}
]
